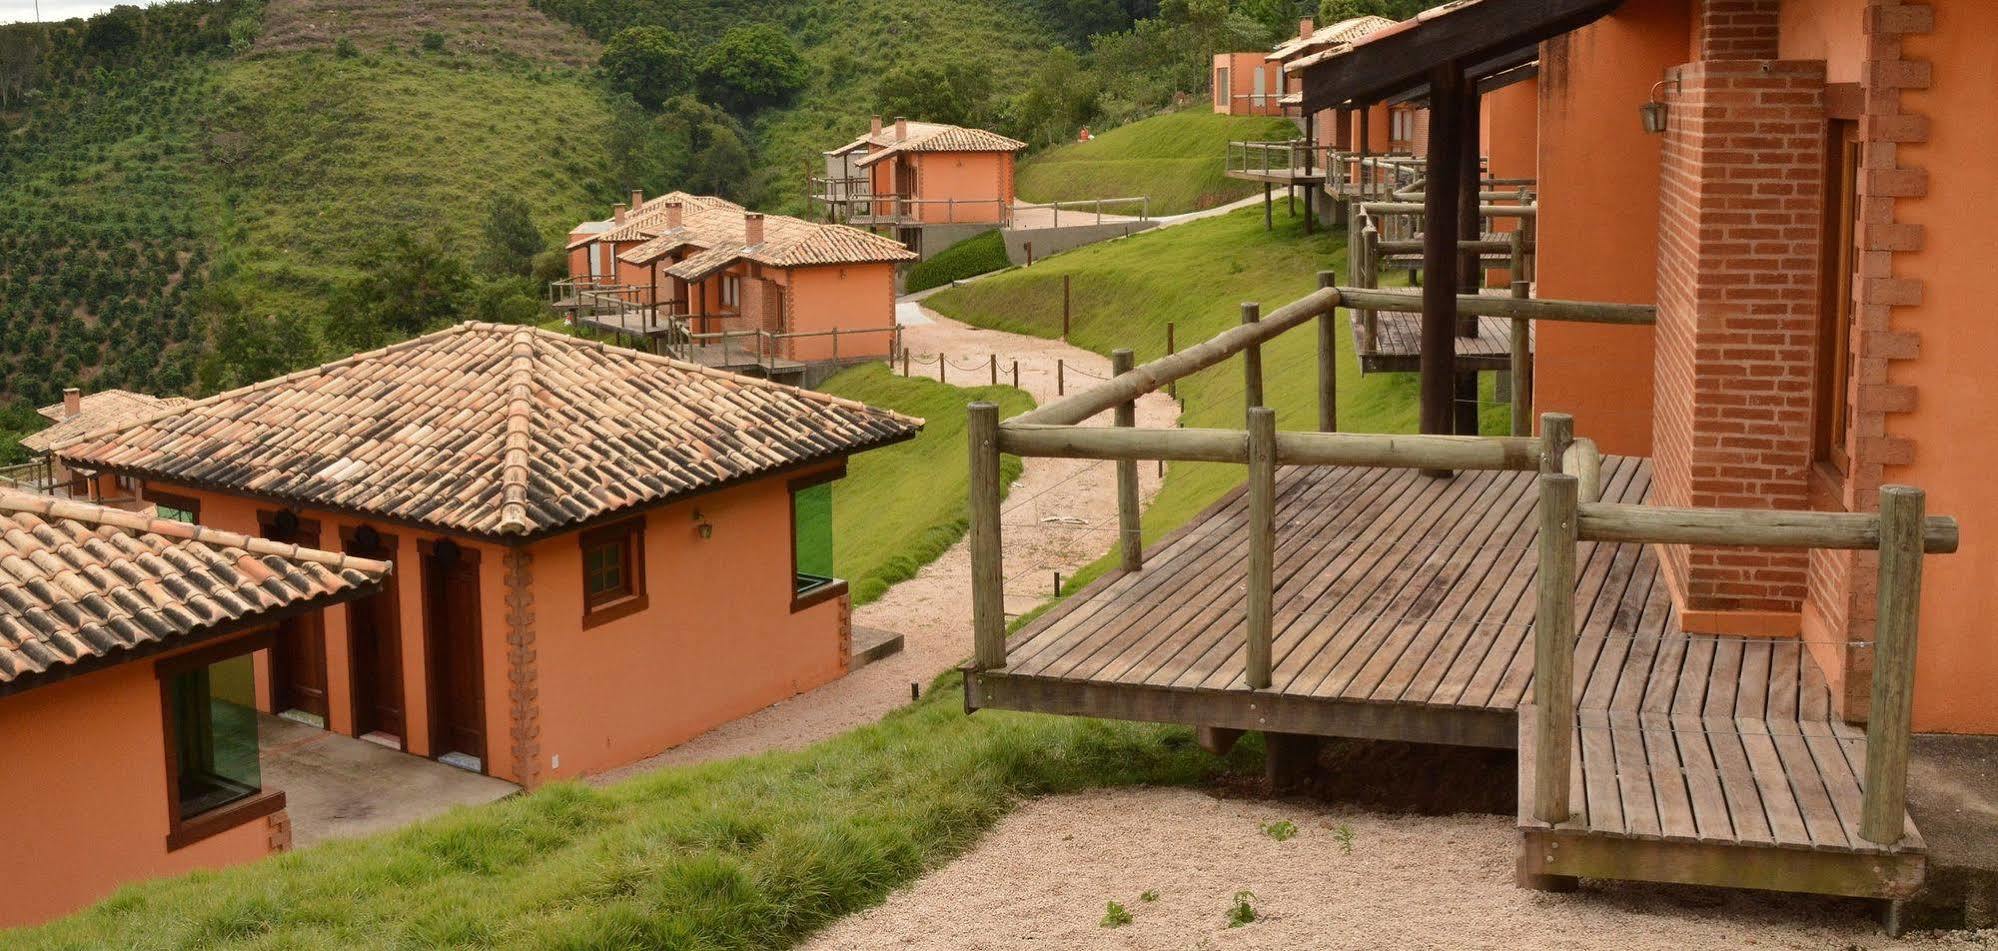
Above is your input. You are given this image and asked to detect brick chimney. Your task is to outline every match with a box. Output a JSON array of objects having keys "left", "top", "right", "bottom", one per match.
[
  {"left": 1299, "top": 16, "right": 1314, "bottom": 39},
  {"left": 613, "top": 202, "right": 627, "bottom": 224},
  {"left": 744, "top": 212, "right": 764, "bottom": 246},
  {"left": 895, "top": 117, "right": 908, "bottom": 142},
  {"left": 62, "top": 387, "right": 81, "bottom": 418},
  {"left": 629, "top": 188, "right": 644, "bottom": 211},
  {"left": 870, "top": 114, "right": 883, "bottom": 137},
  {"left": 665, "top": 201, "right": 683, "bottom": 230}
]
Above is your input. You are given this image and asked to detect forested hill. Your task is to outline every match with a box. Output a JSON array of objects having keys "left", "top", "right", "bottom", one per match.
[{"left": 0, "top": 0, "right": 1344, "bottom": 452}]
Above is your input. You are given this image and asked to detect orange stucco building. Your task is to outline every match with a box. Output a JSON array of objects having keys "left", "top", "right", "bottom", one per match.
[
  {"left": 1529, "top": 0, "right": 1995, "bottom": 733},
  {"left": 55, "top": 323, "right": 922, "bottom": 788},
  {"left": 0, "top": 493, "right": 388, "bottom": 927},
  {"left": 1212, "top": 51, "right": 1285, "bottom": 116},
  {"left": 816, "top": 118, "right": 1026, "bottom": 256},
  {"left": 566, "top": 191, "right": 914, "bottom": 362}
]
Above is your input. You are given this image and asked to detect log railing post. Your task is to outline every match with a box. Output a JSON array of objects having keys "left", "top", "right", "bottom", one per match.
[
  {"left": 1361, "top": 221, "right": 1381, "bottom": 351},
  {"left": 1534, "top": 470, "right": 1579, "bottom": 823},
  {"left": 1509, "top": 229, "right": 1532, "bottom": 437},
  {"left": 1241, "top": 302, "right": 1264, "bottom": 411},
  {"left": 1316, "top": 270, "right": 1338, "bottom": 432},
  {"left": 968, "top": 402, "right": 1006, "bottom": 671},
  {"left": 1540, "top": 412, "right": 1572, "bottom": 475},
  {"left": 1245, "top": 406, "right": 1277, "bottom": 689},
  {"left": 1112, "top": 349, "right": 1142, "bottom": 572},
  {"left": 1862, "top": 485, "right": 1926, "bottom": 845}
]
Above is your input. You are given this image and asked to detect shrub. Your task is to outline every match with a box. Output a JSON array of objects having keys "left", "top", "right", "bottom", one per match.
[
  {"left": 694, "top": 25, "right": 807, "bottom": 115},
  {"left": 334, "top": 37, "right": 359, "bottom": 59},
  {"left": 420, "top": 31, "right": 446, "bottom": 53},
  {"left": 599, "top": 26, "right": 688, "bottom": 109},
  {"left": 903, "top": 230, "right": 1010, "bottom": 294}
]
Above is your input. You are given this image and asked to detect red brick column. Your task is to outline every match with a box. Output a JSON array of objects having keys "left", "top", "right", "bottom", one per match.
[
  {"left": 1802, "top": 1, "right": 1932, "bottom": 721},
  {"left": 1652, "top": 57, "right": 1827, "bottom": 629},
  {"left": 1697, "top": 0, "right": 1779, "bottom": 60}
]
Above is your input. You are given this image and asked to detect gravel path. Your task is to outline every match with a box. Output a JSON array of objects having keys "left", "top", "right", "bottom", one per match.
[
  {"left": 596, "top": 307, "right": 1176, "bottom": 779},
  {"left": 801, "top": 787, "right": 1995, "bottom": 951}
]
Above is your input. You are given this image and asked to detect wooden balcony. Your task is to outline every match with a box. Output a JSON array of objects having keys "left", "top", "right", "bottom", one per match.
[{"left": 962, "top": 282, "right": 1957, "bottom": 908}]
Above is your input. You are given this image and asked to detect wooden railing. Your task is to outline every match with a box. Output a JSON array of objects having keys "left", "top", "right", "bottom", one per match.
[
  {"left": 967, "top": 277, "right": 1611, "bottom": 681},
  {"left": 1226, "top": 139, "right": 1335, "bottom": 177},
  {"left": 1532, "top": 472, "right": 1959, "bottom": 846},
  {"left": 0, "top": 457, "right": 56, "bottom": 495},
  {"left": 1013, "top": 196, "right": 1152, "bottom": 227}
]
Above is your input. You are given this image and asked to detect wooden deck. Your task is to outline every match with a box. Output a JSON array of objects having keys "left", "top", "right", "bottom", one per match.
[
  {"left": 1224, "top": 165, "right": 1328, "bottom": 185},
  {"left": 967, "top": 457, "right": 1926, "bottom": 899},
  {"left": 1352, "top": 310, "right": 1528, "bottom": 374}
]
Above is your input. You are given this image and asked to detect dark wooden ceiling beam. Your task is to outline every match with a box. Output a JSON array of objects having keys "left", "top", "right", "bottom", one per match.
[{"left": 1300, "top": 0, "right": 1622, "bottom": 112}]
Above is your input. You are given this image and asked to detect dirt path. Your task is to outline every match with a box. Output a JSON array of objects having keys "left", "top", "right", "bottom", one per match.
[
  {"left": 596, "top": 308, "right": 1176, "bottom": 779},
  {"left": 801, "top": 787, "right": 1994, "bottom": 951}
]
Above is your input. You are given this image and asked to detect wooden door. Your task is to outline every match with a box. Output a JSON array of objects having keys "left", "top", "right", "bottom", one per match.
[
  {"left": 345, "top": 527, "right": 404, "bottom": 744},
  {"left": 263, "top": 513, "right": 329, "bottom": 720},
  {"left": 422, "top": 540, "right": 485, "bottom": 766}
]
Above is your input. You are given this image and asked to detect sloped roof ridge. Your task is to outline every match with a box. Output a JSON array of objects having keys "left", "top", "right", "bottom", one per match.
[
  {"left": 0, "top": 490, "right": 393, "bottom": 577},
  {"left": 498, "top": 326, "right": 537, "bottom": 535}
]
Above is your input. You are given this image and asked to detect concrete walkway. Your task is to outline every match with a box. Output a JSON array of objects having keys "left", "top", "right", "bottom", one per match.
[{"left": 260, "top": 715, "right": 517, "bottom": 847}]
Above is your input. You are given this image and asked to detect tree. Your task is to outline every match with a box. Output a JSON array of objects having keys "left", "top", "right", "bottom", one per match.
[
  {"left": 600, "top": 26, "right": 689, "bottom": 109},
  {"left": 874, "top": 58, "right": 994, "bottom": 129},
  {"left": 480, "top": 193, "right": 543, "bottom": 277},
  {"left": 326, "top": 232, "right": 472, "bottom": 352},
  {"left": 655, "top": 96, "right": 754, "bottom": 199},
  {"left": 1006, "top": 47, "right": 1099, "bottom": 146},
  {"left": 1318, "top": 0, "right": 1426, "bottom": 21},
  {"left": 83, "top": 6, "right": 142, "bottom": 56},
  {"left": 695, "top": 25, "right": 808, "bottom": 115}
]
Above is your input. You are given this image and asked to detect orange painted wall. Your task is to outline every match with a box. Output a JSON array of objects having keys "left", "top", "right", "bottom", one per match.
[
  {"left": 0, "top": 659, "right": 274, "bottom": 928},
  {"left": 1212, "top": 53, "right": 1284, "bottom": 116},
  {"left": 527, "top": 470, "right": 848, "bottom": 781},
  {"left": 775, "top": 263, "right": 898, "bottom": 361},
  {"left": 1869, "top": 3, "right": 1998, "bottom": 733},
  {"left": 1777, "top": 0, "right": 1866, "bottom": 83},
  {"left": 1483, "top": 76, "right": 1540, "bottom": 185},
  {"left": 911, "top": 151, "right": 1013, "bottom": 224},
  {"left": 1530, "top": 0, "right": 1691, "bottom": 455}
]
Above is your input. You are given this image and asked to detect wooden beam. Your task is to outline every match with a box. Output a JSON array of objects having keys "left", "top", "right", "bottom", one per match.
[
  {"left": 1517, "top": 828, "right": 1926, "bottom": 900},
  {"left": 1362, "top": 201, "right": 1537, "bottom": 218},
  {"left": 1317, "top": 270, "right": 1339, "bottom": 432},
  {"left": 1576, "top": 503, "right": 1959, "bottom": 554},
  {"left": 1863, "top": 485, "right": 1927, "bottom": 844},
  {"left": 1458, "top": 83, "right": 1483, "bottom": 338},
  {"left": 1509, "top": 239, "right": 1532, "bottom": 437},
  {"left": 996, "top": 424, "right": 1545, "bottom": 472},
  {"left": 1245, "top": 407, "right": 1276, "bottom": 690},
  {"left": 1420, "top": 62, "right": 1464, "bottom": 449},
  {"left": 968, "top": 402, "right": 1005, "bottom": 670},
  {"left": 1534, "top": 472, "right": 1579, "bottom": 824},
  {"left": 1242, "top": 302, "right": 1265, "bottom": 411},
  {"left": 1112, "top": 349, "right": 1142, "bottom": 573},
  {"left": 1011, "top": 287, "right": 1340, "bottom": 426},
  {"left": 1297, "top": 0, "right": 1622, "bottom": 112},
  {"left": 1334, "top": 287, "right": 1655, "bottom": 325}
]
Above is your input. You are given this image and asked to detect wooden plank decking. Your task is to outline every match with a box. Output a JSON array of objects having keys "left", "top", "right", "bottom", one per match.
[
  {"left": 966, "top": 457, "right": 1925, "bottom": 898},
  {"left": 1351, "top": 311, "right": 1527, "bottom": 374},
  {"left": 1224, "top": 166, "right": 1328, "bottom": 185}
]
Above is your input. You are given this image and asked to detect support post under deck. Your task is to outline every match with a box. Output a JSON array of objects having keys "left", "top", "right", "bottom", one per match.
[{"left": 1420, "top": 63, "right": 1465, "bottom": 469}]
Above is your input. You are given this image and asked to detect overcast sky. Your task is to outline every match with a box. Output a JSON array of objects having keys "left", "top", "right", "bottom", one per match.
[{"left": 0, "top": 0, "right": 167, "bottom": 25}]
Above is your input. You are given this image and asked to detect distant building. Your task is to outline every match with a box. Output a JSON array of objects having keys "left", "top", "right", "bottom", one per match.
[
  {"left": 0, "top": 492, "right": 388, "bottom": 927},
  {"left": 813, "top": 116, "right": 1027, "bottom": 256},
  {"left": 1211, "top": 50, "right": 1285, "bottom": 116},
  {"left": 10, "top": 387, "right": 192, "bottom": 505},
  {"left": 55, "top": 323, "right": 921, "bottom": 793}
]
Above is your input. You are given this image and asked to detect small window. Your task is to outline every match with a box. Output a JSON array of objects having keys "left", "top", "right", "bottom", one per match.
[
  {"left": 159, "top": 642, "right": 284, "bottom": 851},
  {"left": 1215, "top": 67, "right": 1230, "bottom": 108},
  {"left": 149, "top": 489, "right": 201, "bottom": 524},
  {"left": 580, "top": 518, "right": 647, "bottom": 626},
  {"left": 790, "top": 469, "right": 847, "bottom": 611},
  {"left": 1814, "top": 120, "right": 1860, "bottom": 477},
  {"left": 721, "top": 274, "right": 741, "bottom": 310}
]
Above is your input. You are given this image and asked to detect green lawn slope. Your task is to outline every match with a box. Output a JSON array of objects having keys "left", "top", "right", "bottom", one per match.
[
  {"left": 819, "top": 364, "right": 1033, "bottom": 605},
  {"left": 1015, "top": 111, "right": 1301, "bottom": 215}
]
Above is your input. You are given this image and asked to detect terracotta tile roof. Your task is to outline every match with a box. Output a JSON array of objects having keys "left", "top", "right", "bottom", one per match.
[
  {"left": 566, "top": 192, "right": 745, "bottom": 249},
  {"left": 618, "top": 201, "right": 915, "bottom": 270},
  {"left": 850, "top": 122, "right": 1027, "bottom": 168},
  {"left": 1267, "top": 15, "right": 1397, "bottom": 62},
  {"left": 0, "top": 491, "right": 389, "bottom": 693},
  {"left": 22, "top": 390, "right": 191, "bottom": 454},
  {"left": 53, "top": 324, "right": 924, "bottom": 539}
]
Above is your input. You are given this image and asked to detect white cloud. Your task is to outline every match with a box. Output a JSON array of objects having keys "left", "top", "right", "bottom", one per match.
[{"left": 0, "top": 0, "right": 170, "bottom": 25}]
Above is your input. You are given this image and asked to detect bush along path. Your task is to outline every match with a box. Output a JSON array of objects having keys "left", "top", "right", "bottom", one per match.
[{"left": 595, "top": 306, "right": 1178, "bottom": 778}]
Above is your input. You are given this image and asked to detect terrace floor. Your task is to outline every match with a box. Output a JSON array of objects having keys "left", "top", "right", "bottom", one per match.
[
  {"left": 966, "top": 458, "right": 1927, "bottom": 901},
  {"left": 1352, "top": 310, "right": 1528, "bottom": 374},
  {"left": 260, "top": 714, "right": 517, "bottom": 847}
]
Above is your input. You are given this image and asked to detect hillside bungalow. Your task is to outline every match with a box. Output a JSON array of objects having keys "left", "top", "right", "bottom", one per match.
[
  {"left": 0, "top": 492, "right": 388, "bottom": 927},
  {"left": 561, "top": 191, "right": 914, "bottom": 369},
  {"left": 963, "top": 0, "right": 1994, "bottom": 926},
  {"left": 1211, "top": 50, "right": 1285, "bottom": 116},
  {"left": 54, "top": 323, "right": 921, "bottom": 790},
  {"left": 9, "top": 387, "right": 190, "bottom": 504},
  {"left": 815, "top": 117, "right": 1027, "bottom": 256}
]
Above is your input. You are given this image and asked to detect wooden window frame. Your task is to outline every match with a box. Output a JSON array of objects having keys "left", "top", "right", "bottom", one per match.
[
  {"left": 1812, "top": 117, "right": 1861, "bottom": 486},
  {"left": 145, "top": 487, "right": 203, "bottom": 524},
  {"left": 788, "top": 463, "right": 848, "bottom": 614},
  {"left": 1215, "top": 67, "right": 1230, "bottom": 108},
  {"left": 156, "top": 630, "right": 287, "bottom": 852},
  {"left": 580, "top": 517, "right": 648, "bottom": 629}
]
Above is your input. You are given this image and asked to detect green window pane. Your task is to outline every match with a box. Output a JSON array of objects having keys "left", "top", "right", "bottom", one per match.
[
  {"left": 168, "top": 653, "right": 261, "bottom": 818},
  {"left": 793, "top": 482, "right": 834, "bottom": 593}
]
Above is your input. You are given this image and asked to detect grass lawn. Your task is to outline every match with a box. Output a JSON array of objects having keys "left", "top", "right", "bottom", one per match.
[
  {"left": 1015, "top": 111, "right": 1302, "bottom": 215},
  {"left": 818, "top": 364, "right": 1035, "bottom": 605},
  {"left": 903, "top": 230, "right": 1012, "bottom": 294},
  {"left": 925, "top": 206, "right": 1506, "bottom": 601}
]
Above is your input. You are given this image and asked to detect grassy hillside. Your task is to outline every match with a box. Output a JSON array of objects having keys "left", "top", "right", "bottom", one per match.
[
  {"left": 926, "top": 207, "right": 1506, "bottom": 597},
  {"left": 820, "top": 364, "right": 1032, "bottom": 605},
  {"left": 1015, "top": 111, "right": 1301, "bottom": 215}
]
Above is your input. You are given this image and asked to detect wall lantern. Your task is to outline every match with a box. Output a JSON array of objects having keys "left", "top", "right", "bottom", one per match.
[
  {"left": 692, "top": 508, "right": 713, "bottom": 540},
  {"left": 1640, "top": 79, "right": 1679, "bottom": 135}
]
